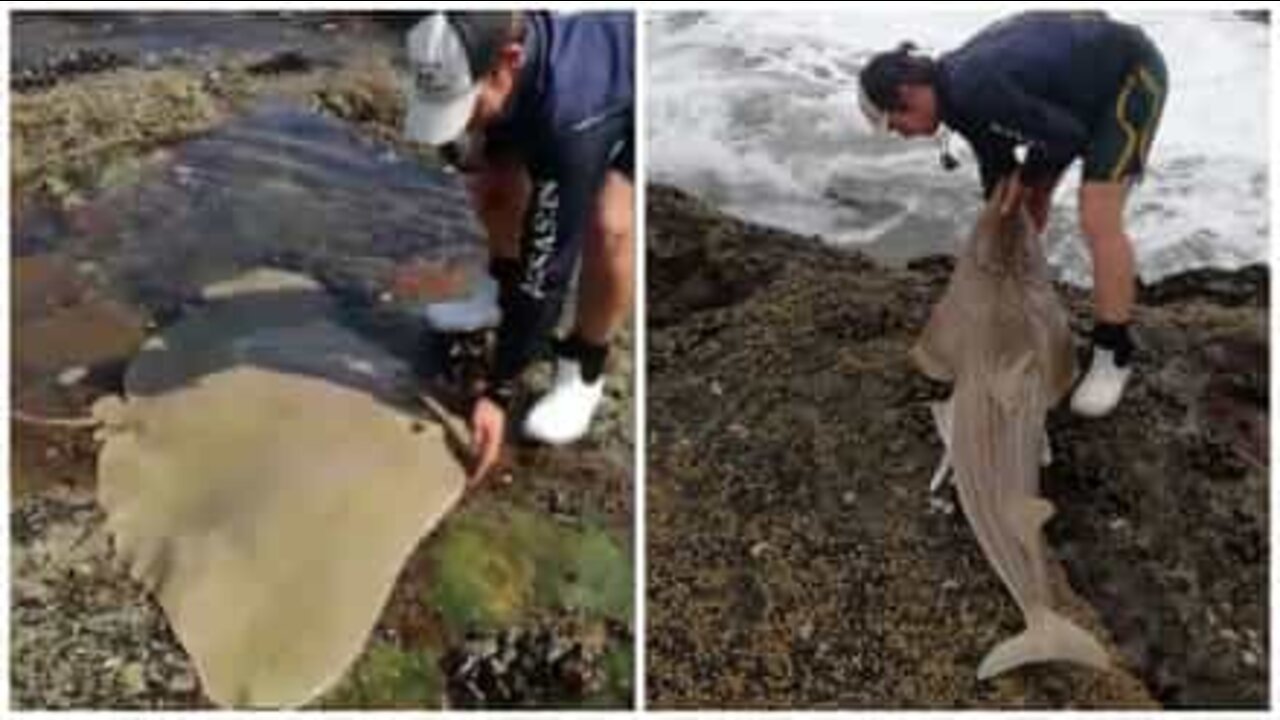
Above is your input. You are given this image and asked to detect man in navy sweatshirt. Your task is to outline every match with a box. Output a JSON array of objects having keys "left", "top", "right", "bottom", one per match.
[
  {"left": 858, "top": 11, "right": 1168, "bottom": 418},
  {"left": 397, "top": 11, "right": 634, "bottom": 481}
]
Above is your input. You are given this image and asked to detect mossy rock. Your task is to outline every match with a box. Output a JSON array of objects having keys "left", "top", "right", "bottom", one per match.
[
  {"left": 424, "top": 503, "right": 632, "bottom": 631},
  {"left": 319, "top": 643, "right": 441, "bottom": 708},
  {"left": 597, "top": 646, "right": 635, "bottom": 708}
]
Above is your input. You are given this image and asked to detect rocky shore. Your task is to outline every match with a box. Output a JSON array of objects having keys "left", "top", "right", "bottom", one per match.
[{"left": 646, "top": 183, "right": 1267, "bottom": 709}]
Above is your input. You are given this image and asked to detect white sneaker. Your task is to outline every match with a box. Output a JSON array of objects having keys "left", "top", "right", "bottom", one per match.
[
  {"left": 522, "top": 358, "right": 604, "bottom": 445},
  {"left": 1070, "top": 347, "right": 1132, "bottom": 418}
]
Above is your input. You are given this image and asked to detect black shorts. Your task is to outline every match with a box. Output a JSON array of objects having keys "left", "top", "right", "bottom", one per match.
[{"left": 1083, "top": 33, "right": 1168, "bottom": 183}]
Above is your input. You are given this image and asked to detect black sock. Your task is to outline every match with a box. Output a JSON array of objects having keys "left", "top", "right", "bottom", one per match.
[
  {"left": 489, "top": 257, "right": 522, "bottom": 297},
  {"left": 555, "top": 333, "right": 608, "bottom": 383},
  {"left": 1092, "top": 322, "right": 1133, "bottom": 367}
]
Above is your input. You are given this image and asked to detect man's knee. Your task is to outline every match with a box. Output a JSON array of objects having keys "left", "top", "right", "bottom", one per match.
[{"left": 591, "top": 172, "right": 635, "bottom": 261}]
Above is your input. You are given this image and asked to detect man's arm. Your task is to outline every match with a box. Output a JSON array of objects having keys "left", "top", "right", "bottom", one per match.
[
  {"left": 969, "top": 129, "right": 1018, "bottom": 199},
  {"left": 487, "top": 125, "right": 616, "bottom": 404},
  {"left": 975, "top": 73, "right": 1088, "bottom": 186}
]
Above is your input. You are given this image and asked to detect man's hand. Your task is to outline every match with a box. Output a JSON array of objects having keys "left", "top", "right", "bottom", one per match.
[
  {"left": 998, "top": 173, "right": 1025, "bottom": 218},
  {"left": 469, "top": 395, "right": 506, "bottom": 485},
  {"left": 1024, "top": 182, "right": 1053, "bottom": 234}
]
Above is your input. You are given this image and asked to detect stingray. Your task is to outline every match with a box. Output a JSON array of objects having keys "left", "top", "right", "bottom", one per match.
[
  {"left": 89, "top": 268, "right": 467, "bottom": 707},
  {"left": 911, "top": 180, "right": 1110, "bottom": 680}
]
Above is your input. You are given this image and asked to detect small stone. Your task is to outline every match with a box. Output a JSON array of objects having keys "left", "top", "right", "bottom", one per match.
[
  {"left": 797, "top": 621, "right": 815, "bottom": 642},
  {"left": 841, "top": 490, "right": 856, "bottom": 506},
  {"left": 927, "top": 496, "right": 955, "bottom": 515},
  {"left": 57, "top": 366, "right": 89, "bottom": 387},
  {"left": 120, "top": 662, "right": 146, "bottom": 694},
  {"left": 1220, "top": 628, "right": 1239, "bottom": 643},
  {"left": 1242, "top": 650, "right": 1259, "bottom": 668},
  {"left": 466, "top": 637, "right": 498, "bottom": 659},
  {"left": 941, "top": 579, "right": 960, "bottom": 591},
  {"left": 749, "top": 541, "right": 772, "bottom": 559},
  {"left": 169, "top": 668, "right": 197, "bottom": 694},
  {"left": 709, "top": 380, "right": 723, "bottom": 397},
  {"left": 44, "top": 446, "right": 60, "bottom": 461}
]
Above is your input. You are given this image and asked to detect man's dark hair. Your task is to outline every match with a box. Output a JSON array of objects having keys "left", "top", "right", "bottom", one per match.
[
  {"left": 859, "top": 42, "right": 936, "bottom": 113},
  {"left": 448, "top": 11, "right": 525, "bottom": 78}
]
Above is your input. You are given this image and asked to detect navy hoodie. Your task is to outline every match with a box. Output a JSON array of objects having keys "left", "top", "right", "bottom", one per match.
[
  {"left": 483, "top": 11, "right": 634, "bottom": 388},
  {"left": 936, "top": 11, "right": 1152, "bottom": 193}
]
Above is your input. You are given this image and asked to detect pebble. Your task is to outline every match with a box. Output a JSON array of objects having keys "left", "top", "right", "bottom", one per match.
[
  {"left": 1242, "top": 650, "right": 1259, "bottom": 668},
  {"left": 169, "top": 668, "right": 197, "bottom": 694},
  {"left": 57, "top": 366, "right": 89, "bottom": 387},
  {"left": 927, "top": 496, "right": 955, "bottom": 515},
  {"left": 120, "top": 662, "right": 146, "bottom": 694},
  {"left": 749, "top": 541, "right": 772, "bottom": 559},
  {"left": 841, "top": 491, "right": 857, "bottom": 506}
]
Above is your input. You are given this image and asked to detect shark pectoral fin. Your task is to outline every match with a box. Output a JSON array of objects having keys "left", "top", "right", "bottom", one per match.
[
  {"left": 1010, "top": 497, "right": 1056, "bottom": 550},
  {"left": 977, "top": 607, "right": 1111, "bottom": 680},
  {"left": 991, "top": 352, "right": 1036, "bottom": 409}
]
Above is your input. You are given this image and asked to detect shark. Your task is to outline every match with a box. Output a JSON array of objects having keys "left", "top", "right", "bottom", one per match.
[{"left": 911, "top": 179, "right": 1110, "bottom": 680}]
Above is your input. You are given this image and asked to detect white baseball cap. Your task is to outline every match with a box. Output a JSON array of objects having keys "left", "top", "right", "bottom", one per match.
[{"left": 404, "top": 12, "right": 514, "bottom": 146}]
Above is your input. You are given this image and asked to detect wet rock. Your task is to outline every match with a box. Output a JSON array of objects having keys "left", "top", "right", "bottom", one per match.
[
  {"left": 57, "top": 365, "right": 89, "bottom": 386},
  {"left": 11, "top": 492, "right": 200, "bottom": 709},
  {"left": 246, "top": 49, "right": 315, "bottom": 75},
  {"left": 440, "top": 614, "right": 628, "bottom": 709},
  {"left": 12, "top": 47, "right": 130, "bottom": 92}
]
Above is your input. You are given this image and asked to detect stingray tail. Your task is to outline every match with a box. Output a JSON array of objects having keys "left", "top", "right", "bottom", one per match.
[{"left": 977, "top": 606, "right": 1111, "bottom": 679}]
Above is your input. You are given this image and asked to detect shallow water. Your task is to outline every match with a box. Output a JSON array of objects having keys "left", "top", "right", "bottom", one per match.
[{"left": 15, "top": 104, "right": 484, "bottom": 311}]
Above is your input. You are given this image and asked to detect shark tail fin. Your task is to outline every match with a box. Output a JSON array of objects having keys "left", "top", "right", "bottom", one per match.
[{"left": 977, "top": 607, "right": 1111, "bottom": 680}]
